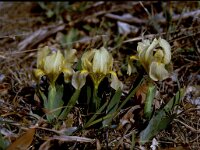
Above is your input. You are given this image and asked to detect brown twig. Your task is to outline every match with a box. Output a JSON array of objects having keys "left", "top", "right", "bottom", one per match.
[
  {"left": 123, "top": 25, "right": 200, "bottom": 43},
  {"left": 104, "top": 9, "right": 200, "bottom": 26},
  {"left": 104, "top": 13, "right": 147, "bottom": 25},
  {"left": 18, "top": 24, "right": 66, "bottom": 51},
  {"left": 174, "top": 118, "right": 200, "bottom": 134},
  {"left": 159, "top": 9, "right": 200, "bottom": 24}
]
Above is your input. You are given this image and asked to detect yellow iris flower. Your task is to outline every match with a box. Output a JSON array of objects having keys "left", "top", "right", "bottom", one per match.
[
  {"left": 72, "top": 47, "right": 123, "bottom": 90},
  {"left": 33, "top": 46, "right": 77, "bottom": 85},
  {"left": 128, "top": 37, "right": 171, "bottom": 81}
]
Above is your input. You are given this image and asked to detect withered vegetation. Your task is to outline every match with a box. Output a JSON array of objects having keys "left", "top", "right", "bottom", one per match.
[{"left": 0, "top": 2, "right": 200, "bottom": 150}]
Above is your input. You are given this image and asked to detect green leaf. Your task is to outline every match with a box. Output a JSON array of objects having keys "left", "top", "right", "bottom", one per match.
[
  {"left": 61, "top": 28, "right": 79, "bottom": 49},
  {"left": 139, "top": 88, "right": 185, "bottom": 145},
  {"left": 59, "top": 89, "right": 81, "bottom": 120},
  {"left": 85, "top": 113, "right": 114, "bottom": 128},
  {"left": 90, "top": 87, "right": 101, "bottom": 112},
  {"left": 102, "top": 89, "right": 122, "bottom": 127},
  {"left": 131, "top": 131, "right": 136, "bottom": 150},
  {"left": 46, "top": 10, "right": 54, "bottom": 18},
  {"left": 47, "top": 84, "right": 64, "bottom": 122},
  {"left": 144, "top": 84, "right": 156, "bottom": 119},
  {"left": 84, "top": 101, "right": 109, "bottom": 129},
  {"left": 76, "top": 58, "right": 82, "bottom": 71},
  {"left": 54, "top": 84, "right": 64, "bottom": 114},
  {"left": 98, "top": 77, "right": 143, "bottom": 128},
  {"left": 117, "top": 78, "right": 144, "bottom": 111},
  {"left": 39, "top": 89, "right": 48, "bottom": 108},
  {"left": 38, "top": 2, "right": 48, "bottom": 10},
  {"left": 83, "top": 75, "right": 143, "bottom": 129},
  {"left": 0, "top": 133, "right": 9, "bottom": 150}
]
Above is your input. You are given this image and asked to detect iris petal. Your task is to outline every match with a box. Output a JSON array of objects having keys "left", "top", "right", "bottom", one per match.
[
  {"left": 144, "top": 38, "right": 158, "bottom": 63},
  {"left": 154, "top": 49, "right": 164, "bottom": 62},
  {"left": 81, "top": 50, "right": 96, "bottom": 72},
  {"left": 149, "top": 62, "right": 169, "bottom": 81},
  {"left": 63, "top": 68, "right": 73, "bottom": 83},
  {"left": 35, "top": 46, "right": 76, "bottom": 85},
  {"left": 80, "top": 47, "right": 121, "bottom": 90},
  {"left": 93, "top": 47, "right": 113, "bottom": 75},
  {"left": 110, "top": 71, "right": 123, "bottom": 90},
  {"left": 37, "top": 46, "right": 51, "bottom": 69},
  {"left": 33, "top": 69, "right": 45, "bottom": 82},
  {"left": 72, "top": 71, "right": 88, "bottom": 90},
  {"left": 158, "top": 38, "right": 171, "bottom": 64},
  {"left": 65, "top": 49, "right": 78, "bottom": 65},
  {"left": 134, "top": 38, "right": 171, "bottom": 81},
  {"left": 43, "top": 51, "right": 64, "bottom": 83}
]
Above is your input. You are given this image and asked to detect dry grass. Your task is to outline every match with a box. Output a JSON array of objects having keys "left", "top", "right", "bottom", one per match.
[{"left": 0, "top": 2, "right": 200, "bottom": 149}]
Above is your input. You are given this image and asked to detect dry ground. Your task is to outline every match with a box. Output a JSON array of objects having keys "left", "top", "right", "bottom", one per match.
[{"left": 0, "top": 2, "right": 200, "bottom": 150}]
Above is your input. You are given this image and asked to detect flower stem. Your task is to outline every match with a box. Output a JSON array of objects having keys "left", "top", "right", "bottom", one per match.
[
  {"left": 91, "top": 86, "right": 101, "bottom": 112},
  {"left": 46, "top": 84, "right": 56, "bottom": 121},
  {"left": 59, "top": 89, "right": 81, "bottom": 119}
]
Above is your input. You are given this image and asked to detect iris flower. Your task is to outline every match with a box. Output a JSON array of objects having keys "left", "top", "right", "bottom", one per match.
[
  {"left": 72, "top": 47, "right": 123, "bottom": 90},
  {"left": 34, "top": 46, "right": 77, "bottom": 86},
  {"left": 33, "top": 46, "right": 78, "bottom": 121},
  {"left": 128, "top": 37, "right": 171, "bottom": 81}
]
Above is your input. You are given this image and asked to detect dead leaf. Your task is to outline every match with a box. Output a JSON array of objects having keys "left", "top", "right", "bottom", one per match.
[
  {"left": 0, "top": 83, "right": 10, "bottom": 96},
  {"left": 96, "top": 139, "right": 101, "bottom": 150},
  {"left": 159, "top": 146, "right": 188, "bottom": 150},
  {"left": 150, "top": 138, "right": 159, "bottom": 150},
  {"left": 6, "top": 128, "right": 35, "bottom": 150},
  {"left": 118, "top": 105, "right": 140, "bottom": 130},
  {"left": 117, "top": 21, "right": 139, "bottom": 35},
  {"left": 18, "top": 24, "right": 65, "bottom": 51},
  {"left": 0, "top": 74, "right": 5, "bottom": 82},
  {"left": 38, "top": 140, "right": 52, "bottom": 150},
  {"left": 136, "top": 83, "right": 148, "bottom": 104},
  {"left": 50, "top": 135, "right": 95, "bottom": 143}
]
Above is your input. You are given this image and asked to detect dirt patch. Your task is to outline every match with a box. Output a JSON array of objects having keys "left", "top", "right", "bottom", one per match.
[{"left": 0, "top": 2, "right": 200, "bottom": 150}]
